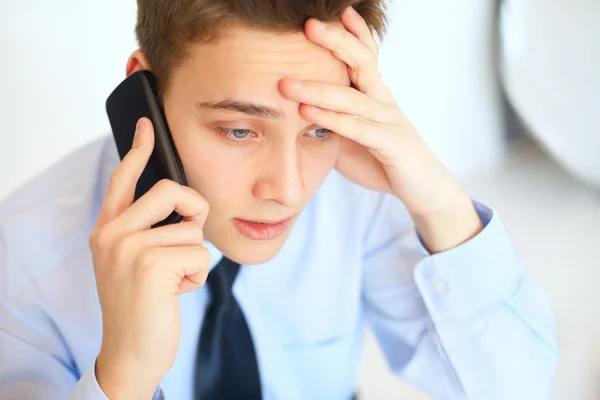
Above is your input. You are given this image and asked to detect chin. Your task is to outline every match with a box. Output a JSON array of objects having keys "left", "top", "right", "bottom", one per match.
[{"left": 227, "top": 244, "right": 283, "bottom": 265}]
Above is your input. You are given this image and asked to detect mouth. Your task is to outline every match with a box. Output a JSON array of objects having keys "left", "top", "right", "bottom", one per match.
[{"left": 232, "top": 215, "right": 295, "bottom": 241}]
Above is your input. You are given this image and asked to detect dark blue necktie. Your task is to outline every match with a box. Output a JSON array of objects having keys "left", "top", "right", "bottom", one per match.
[{"left": 194, "top": 256, "right": 262, "bottom": 399}]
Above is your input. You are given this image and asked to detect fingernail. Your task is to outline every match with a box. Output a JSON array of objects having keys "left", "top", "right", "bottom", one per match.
[
  {"left": 294, "top": 80, "right": 302, "bottom": 91},
  {"left": 312, "top": 106, "right": 320, "bottom": 113},
  {"left": 318, "top": 20, "right": 326, "bottom": 31},
  {"left": 133, "top": 120, "right": 146, "bottom": 147}
]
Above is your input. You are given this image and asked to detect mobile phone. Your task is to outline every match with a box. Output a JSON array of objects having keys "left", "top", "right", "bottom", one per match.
[{"left": 106, "top": 70, "right": 188, "bottom": 228}]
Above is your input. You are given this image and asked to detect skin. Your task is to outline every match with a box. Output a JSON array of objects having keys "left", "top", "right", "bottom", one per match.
[
  {"left": 158, "top": 21, "right": 350, "bottom": 265},
  {"left": 92, "top": 6, "right": 484, "bottom": 398}
]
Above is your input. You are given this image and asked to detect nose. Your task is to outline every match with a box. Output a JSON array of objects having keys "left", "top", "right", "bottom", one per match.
[{"left": 252, "top": 142, "right": 305, "bottom": 207}]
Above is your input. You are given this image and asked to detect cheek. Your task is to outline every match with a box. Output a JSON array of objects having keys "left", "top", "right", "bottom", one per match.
[
  {"left": 179, "top": 142, "right": 251, "bottom": 208},
  {"left": 300, "top": 139, "right": 341, "bottom": 189},
  {"left": 168, "top": 129, "right": 252, "bottom": 215}
]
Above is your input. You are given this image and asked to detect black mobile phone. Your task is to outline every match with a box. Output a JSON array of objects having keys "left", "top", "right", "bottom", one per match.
[{"left": 106, "top": 70, "right": 188, "bottom": 228}]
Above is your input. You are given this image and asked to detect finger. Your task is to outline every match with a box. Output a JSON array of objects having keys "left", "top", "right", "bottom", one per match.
[
  {"left": 299, "top": 104, "right": 400, "bottom": 153},
  {"left": 122, "top": 221, "right": 205, "bottom": 251},
  {"left": 115, "top": 179, "right": 209, "bottom": 234},
  {"left": 304, "top": 18, "right": 374, "bottom": 87},
  {"left": 279, "top": 78, "right": 402, "bottom": 125},
  {"left": 137, "top": 246, "right": 210, "bottom": 294},
  {"left": 304, "top": 18, "right": 393, "bottom": 104},
  {"left": 98, "top": 118, "right": 154, "bottom": 226},
  {"left": 341, "top": 6, "right": 380, "bottom": 55},
  {"left": 107, "top": 221, "right": 205, "bottom": 271}
]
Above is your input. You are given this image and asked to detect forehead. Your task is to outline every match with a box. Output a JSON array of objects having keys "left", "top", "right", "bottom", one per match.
[{"left": 173, "top": 23, "right": 350, "bottom": 100}]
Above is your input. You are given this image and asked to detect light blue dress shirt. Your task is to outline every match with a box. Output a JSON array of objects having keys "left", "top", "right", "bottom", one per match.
[{"left": 0, "top": 136, "right": 557, "bottom": 400}]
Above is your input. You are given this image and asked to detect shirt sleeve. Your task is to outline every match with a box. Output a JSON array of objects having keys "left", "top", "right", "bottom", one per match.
[
  {"left": 361, "top": 193, "right": 558, "bottom": 400},
  {"left": 0, "top": 307, "right": 107, "bottom": 399},
  {"left": 0, "top": 308, "right": 167, "bottom": 400}
]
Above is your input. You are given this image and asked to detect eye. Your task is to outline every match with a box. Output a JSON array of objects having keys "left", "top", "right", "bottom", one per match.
[
  {"left": 306, "top": 128, "right": 331, "bottom": 139},
  {"left": 224, "top": 128, "right": 252, "bottom": 140},
  {"left": 213, "top": 127, "right": 258, "bottom": 145}
]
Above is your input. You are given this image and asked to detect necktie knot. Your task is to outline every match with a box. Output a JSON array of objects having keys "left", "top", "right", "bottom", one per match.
[{"left": 206, "top": 256, "right": 240, "bottom": 307}]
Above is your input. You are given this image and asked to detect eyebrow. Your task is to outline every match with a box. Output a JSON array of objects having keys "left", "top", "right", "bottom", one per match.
[{"left": 195, "top": 99, "right": 286, "bottom": 119}]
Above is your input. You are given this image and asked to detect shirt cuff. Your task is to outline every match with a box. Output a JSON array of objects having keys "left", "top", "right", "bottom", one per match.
[
  {"left": 413, "top": 200, "right": 523, "bottom": 324},
  {"left": 69, "top": 358, "right": 165, "bottom": 400},
  {"left": 66, "top": 360, "right": 109, "bottom": 400}
]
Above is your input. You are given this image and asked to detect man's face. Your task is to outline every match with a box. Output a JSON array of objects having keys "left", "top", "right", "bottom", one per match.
[{"left": 161, "top": 23, "right": 350, "bottom": 265}]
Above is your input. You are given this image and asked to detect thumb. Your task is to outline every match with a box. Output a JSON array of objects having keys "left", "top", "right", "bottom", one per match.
[{"left": 98, "top": 117, "right": 155, "bottom": 226}]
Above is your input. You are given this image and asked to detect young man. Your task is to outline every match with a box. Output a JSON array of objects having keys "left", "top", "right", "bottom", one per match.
[{"left": 0, "top": 1, "right": 557, "bottom": 399}]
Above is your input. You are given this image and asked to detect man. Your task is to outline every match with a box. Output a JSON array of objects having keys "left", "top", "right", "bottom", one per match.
[{"left": 0, "top": 1, "right": 557, "bottom": 399}]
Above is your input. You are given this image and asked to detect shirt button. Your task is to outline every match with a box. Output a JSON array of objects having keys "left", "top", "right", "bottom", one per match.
[{"left": 431, "top": 279, "right": 447, "bottom": 294}]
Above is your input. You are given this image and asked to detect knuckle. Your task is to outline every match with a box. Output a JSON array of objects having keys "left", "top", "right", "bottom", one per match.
[
  {"left": 197, "top": 195, "right": 210, "bottom": 214},
  {"left": 196, "top": 247, "right": 211, "bottom": 279},
  {"left": 94, "top": 224, "right": 116, "bottom": 253},
  {"left": 156, "top": 178, "right": 177, "bottom": 193},
  {"left": 108, "top": 169, "right": 124, "bottom": 191},
  {"left": 88, "top": 227, "right": 99, "bottom": 251},
  {"left": 183, "top": 186, "right": 210, "bottom": 214},
  {"left": 176, "top": 221, "right": 202, "bottom": 242},
  {"left": 137, "top": 248, "right": 161, "bottom": 271},
  {"left": 199, "top": 246, "right": 210, "bottom": 265}
]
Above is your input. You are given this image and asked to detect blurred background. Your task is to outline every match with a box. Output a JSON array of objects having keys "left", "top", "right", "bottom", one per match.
[{"left": 0, "top": 0, "right": 598, "bottom": 399}]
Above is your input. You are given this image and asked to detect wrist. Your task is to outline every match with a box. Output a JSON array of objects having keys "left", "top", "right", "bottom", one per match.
[
  {"left": 96, "top": 351, "right": 161, "bottom": 400},
  {"left": 411, "top": 192, "right": 483, "bottom": 254}
]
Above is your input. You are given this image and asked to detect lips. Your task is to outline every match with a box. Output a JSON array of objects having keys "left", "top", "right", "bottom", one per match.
[{"left": 232, "top": 216, "right": 294, "bottom": 240}]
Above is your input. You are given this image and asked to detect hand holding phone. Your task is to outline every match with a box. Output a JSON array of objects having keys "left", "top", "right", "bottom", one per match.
[{"left": 90, "top": 118, "right": 211, "bottom": 398}]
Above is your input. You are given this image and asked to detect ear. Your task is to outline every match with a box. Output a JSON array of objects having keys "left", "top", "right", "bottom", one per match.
[{"left": 125, "top": 50, "right": 151, "bottom": 77}]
